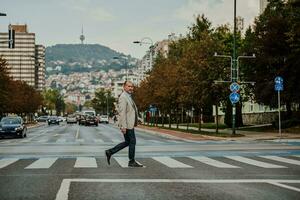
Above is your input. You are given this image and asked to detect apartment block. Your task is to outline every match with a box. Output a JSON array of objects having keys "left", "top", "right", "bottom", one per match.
[{"left": 0, "top": 24, "right": 45, "bottom": 90}]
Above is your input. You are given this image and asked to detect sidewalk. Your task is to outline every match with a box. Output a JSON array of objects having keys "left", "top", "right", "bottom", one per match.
[{"left": 136, "top": 124, "right": 300, "bottom": 142}]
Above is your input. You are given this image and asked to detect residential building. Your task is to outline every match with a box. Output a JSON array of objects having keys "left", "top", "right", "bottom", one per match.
[
  {"left": 260, "top": 0, "right": 268, "bottom": 14},
  {"left": 0, "top": 24, "right": 45, "bottom": 90}
]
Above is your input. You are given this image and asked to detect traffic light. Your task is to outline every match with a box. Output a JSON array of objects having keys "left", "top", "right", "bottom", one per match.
[{"left": 8, "top": 27, "right": 15, "bottom": 48}]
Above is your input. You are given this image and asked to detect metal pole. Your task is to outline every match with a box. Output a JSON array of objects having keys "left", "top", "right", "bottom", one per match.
[
  {"left": 232, "top": 0, "right": 237, "bottom": 135},
  {"left": 278, "top": 90, "right": 281, "bottom": 138},
  {"left": 106, "top": 95, "right": 109, "bottom": 115}
]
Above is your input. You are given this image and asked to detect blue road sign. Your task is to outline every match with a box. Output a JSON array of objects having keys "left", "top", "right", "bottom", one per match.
[
  {"left": 230, "top": 82, "right": 240, "bottom": 93},
  {"left": 274, "top": 76, "right": 283, "bottom": 91},
  {"left": 229, "top": 92, "right": 240, "bottom": 104}
]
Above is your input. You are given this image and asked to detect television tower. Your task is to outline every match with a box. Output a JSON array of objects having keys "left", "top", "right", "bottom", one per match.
[{"left": 80, "top": 26, "right": 85, "bottom": 44}]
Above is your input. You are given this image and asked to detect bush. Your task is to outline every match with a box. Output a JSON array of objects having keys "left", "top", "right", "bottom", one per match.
[{"left": 272, "top": 118, "right": 300, "bottom": 129}]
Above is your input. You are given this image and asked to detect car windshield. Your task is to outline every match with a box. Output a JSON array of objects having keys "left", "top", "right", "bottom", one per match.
[
  {"left": 1, "top": 118, "right": 21, "bottom": 125},
  {"left": 49, "top": 116, "right": 58, "bottom": 119}
]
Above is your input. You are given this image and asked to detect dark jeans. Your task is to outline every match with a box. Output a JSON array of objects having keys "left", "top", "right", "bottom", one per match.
[{"left": 108, "top": 129, "right": 136, "bottom": 161}]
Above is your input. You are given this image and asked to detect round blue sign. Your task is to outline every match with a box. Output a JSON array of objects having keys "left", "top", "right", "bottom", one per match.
[
  {"left": 230, "top": 82, "right": 240, "bottom": 93},
  {"left": 229, "top": 92, "right": 240, "bottom": 104}
]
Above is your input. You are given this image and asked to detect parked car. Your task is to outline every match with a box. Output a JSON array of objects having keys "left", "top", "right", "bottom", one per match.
[
  {"left": 48, "top": 116, "right": 60, "bottom": 125},
  {"left": 85, "top": 115, "right": 98, "bottom": 126},
  {"left": 36, "top": 115, "right": 49, "bottom": 122},
  {"left": 58, "top": 116, "right": 66, "bottom": 122},
  {"left": 0, "top": 116, "right": 27, "bottom": 138},
  {"left": 66, "top": 114, "right": 77, "bottom": 124},
  {"left": 100, "top": 115, "right": 109, "bottom": 124}
]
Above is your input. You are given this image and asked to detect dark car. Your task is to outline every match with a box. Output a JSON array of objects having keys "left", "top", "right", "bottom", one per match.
[
  {"left": 0, "top": 116, "right": 27, "bottom": 138},
  {"left": 78, "top": 115, "right": 87, "bottom": 125},
  {"left": 48, "top": 116, "right": 60, "bottom": 125},
  {"left": 85, "top": 115, "right": 98, "bottom": 126}
]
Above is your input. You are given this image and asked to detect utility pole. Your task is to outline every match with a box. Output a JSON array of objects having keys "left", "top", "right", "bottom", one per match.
[{"left": 214, "top": 0, "right": 255, "bottom": 135}]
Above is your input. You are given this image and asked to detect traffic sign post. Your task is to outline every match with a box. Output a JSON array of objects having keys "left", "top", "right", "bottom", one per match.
[
  {"left": 229, "top": 92, "right": 240, "bottom": 104},
  {"left": 274, "top": 76, "right": 283, "bottom": 139}
]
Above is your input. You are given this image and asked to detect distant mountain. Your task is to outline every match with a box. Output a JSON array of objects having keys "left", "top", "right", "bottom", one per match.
[{"left": 45, "top": 44, "right": 137, "bottom": 75}]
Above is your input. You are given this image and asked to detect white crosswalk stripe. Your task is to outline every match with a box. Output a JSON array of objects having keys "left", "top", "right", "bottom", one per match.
[
  {"left": 114, "top": 157, "right": 129, "bottom": 168},
  {"left": 260, "top": 156, "right": 300, "bottom": 166},
  {"left": 153, "top": 157, "right": 193, "bottom": 168},
  {"left": 189, "top": 156, "right": 240, "bottom": 168},
  {"left": 94, "top": 139, "right": 104, "bottom": 143},
  {"left": 74, "top": 157, "right": 97, "bottom": 168},
  {"left": 226, "top": 156, "right": 286, "bottom": 168},
  {"left": 56, "top": 139, "right": 67, "bottom": 143},
  {"left": 25, "top": 158, "right": 58, "bottom": 169},
  {"left": 0, "top": 158, "right": 19, "bottom": 169}
]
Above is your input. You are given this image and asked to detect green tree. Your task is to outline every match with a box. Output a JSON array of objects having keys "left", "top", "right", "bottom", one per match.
[{"left": 91, "top": 89, "right": 115, "bottom": 115}]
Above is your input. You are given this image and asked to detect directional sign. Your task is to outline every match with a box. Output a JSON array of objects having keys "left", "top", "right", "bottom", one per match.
[
  {"left": 230, "top": 82, "right": 240, "bottom": 93},
  {"left": 274, "top": 76, "right": 283, "bottom": 91},
  {"left": 229, "top": 92, "right": 240, "bottom": 104}
]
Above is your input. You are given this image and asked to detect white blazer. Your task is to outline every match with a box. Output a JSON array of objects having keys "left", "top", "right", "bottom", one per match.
[{"left": 117, "top": 91, "right": 138, "bottom": 129}]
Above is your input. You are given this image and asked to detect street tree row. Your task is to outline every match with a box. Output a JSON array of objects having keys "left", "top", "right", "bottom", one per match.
[{"left": 134, "top": 0, "right": 300, "bottom": 130}]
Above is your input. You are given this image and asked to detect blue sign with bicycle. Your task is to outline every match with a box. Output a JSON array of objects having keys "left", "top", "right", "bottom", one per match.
[
  {"left": 229, "top": 92, "right": 240, "bottom": 104},
  {"left": 274, "top": 76, "right": 283, "bottom": 91}
]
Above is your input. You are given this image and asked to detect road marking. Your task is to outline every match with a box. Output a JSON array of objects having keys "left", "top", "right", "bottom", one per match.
[
  {"left": 76, "top": 139, "right": 84, "bottom": 142},
  {"left": 57, "top": 139, "right": 67, "bottom": 143},
  {"left": 75, "top": 127, "right": 79, "bottom": 139},
  {"left": 94, "top": 139, "right": 104, "bottom": 143},
  {"left": 189, "top": 156, "right": 240, "bottom": 168},
  {"left": 55, "top": 179, "right": 300, "bottom": 200},
  {"left": 0, "top": 158, "right": 19, "bottom": 169},
  {"left": 74, "top": 157, "right": 97, "bottom": 168},
  {"left": 152, "top": 157, "right": 193, "bottom": 168},
  {"left": 112, "top": 139, "right": 122, "bottom": 143},
  {"left": 114, "top": 157, "right": 128, "bottom": 168},
  {"left": 25, "top": 158, "right": 58, "bottom": 169},
  {"left": 260, "top": 156, "right": 300, "bottom": 166},
  {"left": 226, "top": 156, "right": 286, "bottom": 168}
]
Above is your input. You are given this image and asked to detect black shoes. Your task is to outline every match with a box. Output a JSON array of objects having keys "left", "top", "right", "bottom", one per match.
[
  {"left": 105, "top": 150, "right": 111, "bottom": 165},
  {"left": 128, "top": 160, "right": 144, "bottom": 167}
]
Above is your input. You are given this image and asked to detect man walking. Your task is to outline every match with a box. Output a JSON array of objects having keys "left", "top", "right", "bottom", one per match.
[{"left": 105, "top": 81, "right": 143, "bottom": 167}]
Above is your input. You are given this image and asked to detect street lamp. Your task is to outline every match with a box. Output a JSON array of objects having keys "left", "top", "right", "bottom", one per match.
[
  {"left": 113, "top": 56, "right": 128, "bottom": 80},
  {"left": 133, "top": 37, "right": 154, "bottom": 81}
]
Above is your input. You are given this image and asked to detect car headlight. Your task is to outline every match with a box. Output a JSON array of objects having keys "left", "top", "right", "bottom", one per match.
[{"left": 15, "top": 126, "right": 22, "bottom": 131}]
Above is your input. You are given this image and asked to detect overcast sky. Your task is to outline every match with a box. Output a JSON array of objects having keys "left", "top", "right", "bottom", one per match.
[{"left": 1, "top": 0, "right": 260, "bottom": 59}]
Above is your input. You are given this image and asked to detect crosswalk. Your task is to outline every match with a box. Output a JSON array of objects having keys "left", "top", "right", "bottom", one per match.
[
  {"left": 0, "top": 138, "right": 186, "bottom": 145},
  {"left": 0, "top": 155, "right": 300, "bottom": 170}
]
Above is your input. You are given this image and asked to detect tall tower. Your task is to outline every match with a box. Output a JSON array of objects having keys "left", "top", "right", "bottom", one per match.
[{"left": 80, "top": 26, "right": 85, "bottom": 44}]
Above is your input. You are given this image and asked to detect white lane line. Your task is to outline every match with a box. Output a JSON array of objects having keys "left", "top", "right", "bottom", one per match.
[
  {"left": 260, "top": 156, "right": 300, "bottom": 166},
  {"left": 76, "top": 127, "right": 79, "bottom": 139},
  {"left": 74, "top": 157, "right": 97, "bottom": 168},
  {"left": 37, "top": 139, "right": 48, "bottom": 143},
  {"left": 0, "top": 158, "right": 19, "bottom": 169},
  {"left": 149, "top": 140, "right": 164, "bottom": 144},
  {"left": 55, "top": 179, "right": 300, "bottom": 200},
  {"left": 94, "top": 139, "right": 104, "bottom": 143},
  {"left": 76, "top": 139, "right": 84, "bottom": 142},
  {"left": 189, "top": 156, "right": 240, "bottom": 168},
  {"left": 268, "top": 182, "right": 300, "bottom": 193},
  {"left": 25, "top": 158, "right": 58, "bottom": 169},
  {"left": 226, "top": 156, "right": 286, "bottom": 168},
  {"left": 153, "top": 157, "right": 193, "bottom": 168},
  {"left": 114, "top": 157, "right": 128, "bottom": 168}
]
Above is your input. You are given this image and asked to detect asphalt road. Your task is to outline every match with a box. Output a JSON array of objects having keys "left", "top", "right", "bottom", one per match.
[{"left": 0, "top": 122, "right": 300, "bottom": 200}]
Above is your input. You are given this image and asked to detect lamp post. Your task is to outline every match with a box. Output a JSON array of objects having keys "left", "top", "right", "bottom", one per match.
[
  {"left": 133, "top": 37, "right": 154, "bottom": 81},
  {"left": 113, "top": 56, "right": 128, "bottom": 80}
]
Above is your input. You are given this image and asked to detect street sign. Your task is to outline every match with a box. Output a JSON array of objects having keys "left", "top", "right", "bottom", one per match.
[
  {"left": 230, "top": 82, "right": 240, "bottom": 92},
  {"left": 229, "top": 92, "right": 240, "bottom": 104},
  {"left": 274, "top": 76, "right": 283, "bottom": 91}
]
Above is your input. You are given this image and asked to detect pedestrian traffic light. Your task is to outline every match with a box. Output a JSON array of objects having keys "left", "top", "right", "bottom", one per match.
[{"left": 8, "top": 27, "right": 15, "bottom": 49}]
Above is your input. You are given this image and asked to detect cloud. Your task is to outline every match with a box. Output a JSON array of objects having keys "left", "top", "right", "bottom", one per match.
[{"left": 174, "top": 0, "right": 259, "bottom": 29}]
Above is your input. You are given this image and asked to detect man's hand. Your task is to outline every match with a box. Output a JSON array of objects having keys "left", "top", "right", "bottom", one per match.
[{"left": 120, "top": 128, "right": 126, "bottom": 134}]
